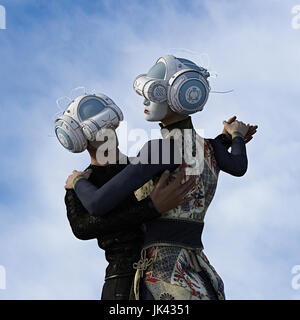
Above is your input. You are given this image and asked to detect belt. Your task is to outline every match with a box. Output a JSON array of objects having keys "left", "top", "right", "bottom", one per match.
[{"left": 143, "top": 218, "right": 204, "bottom": 249}]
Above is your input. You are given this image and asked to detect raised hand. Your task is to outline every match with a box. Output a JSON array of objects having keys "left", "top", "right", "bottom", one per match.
[
  {"left": 222, "top": 120, "right": 249, "bottom": 139},
  {"left": 222, "top": 116, "right": 237, "bottom": 138},
  {"left": 244, "top": 123, "right": 258, "bottom": 143},
  {"left": 222, "top": 116, "right": 258, "bottom": 144}
]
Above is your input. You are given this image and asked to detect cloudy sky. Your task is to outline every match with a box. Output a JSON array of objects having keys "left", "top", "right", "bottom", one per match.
[{"left": 0, "top": 0, "right": 299, "bottom": 299}]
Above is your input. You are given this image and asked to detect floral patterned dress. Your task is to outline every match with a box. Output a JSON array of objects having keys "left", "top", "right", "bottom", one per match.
[{"left": 133, "top": 125, "right": 225, "bottom": 300}]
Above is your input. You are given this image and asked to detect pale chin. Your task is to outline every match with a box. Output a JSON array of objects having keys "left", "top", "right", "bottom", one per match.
[
  {"left": 144, "top": 113, "right": 161, "bottom": 122},
  {"left": 144, "top": 102, "right": 168, "bottom": 122}
]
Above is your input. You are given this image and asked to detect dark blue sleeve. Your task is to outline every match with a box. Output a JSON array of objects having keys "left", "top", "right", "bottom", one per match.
[
  {"left": 74, "top": 139, "right": 180, "bottom": 217},
  {"left": 209, "top": 136, "right": 248, "bottom": 177}
]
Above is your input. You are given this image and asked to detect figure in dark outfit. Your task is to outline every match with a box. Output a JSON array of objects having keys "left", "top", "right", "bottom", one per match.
[{"left": 65, "top": 160, "right": 156, "bottom": 299}]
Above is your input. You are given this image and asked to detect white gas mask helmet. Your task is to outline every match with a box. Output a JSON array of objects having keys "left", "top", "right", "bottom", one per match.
[
  {"left": 133, "top": 55, "right": 210, "bottom": 120},
  {"left": 54, "top": 93, "right": 123, "bottom": 153}
]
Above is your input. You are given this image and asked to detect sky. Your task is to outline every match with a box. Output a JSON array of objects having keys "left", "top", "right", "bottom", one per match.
[{"left": 0, "top": 0, "right": 300, "bottom": 299}]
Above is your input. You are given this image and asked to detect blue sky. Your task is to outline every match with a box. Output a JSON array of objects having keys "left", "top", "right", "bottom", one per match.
[{"left": 0, "top": 0, "right": 300, "bottom": 299}]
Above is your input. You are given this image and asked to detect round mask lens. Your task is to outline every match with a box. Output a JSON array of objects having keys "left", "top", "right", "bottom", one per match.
[
  {"left": 78, "top": 98, "right": 106, "bottom": 121},
  {"left": 55, "top": 127, "right": 74, "bottom": 151}
]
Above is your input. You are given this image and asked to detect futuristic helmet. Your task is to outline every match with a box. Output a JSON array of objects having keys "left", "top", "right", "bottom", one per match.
[
  {"left": 133, "top": 55, "right": 210, "bottom": 115},
  {"left": 54, "top": 93, "right": 123, "bottom": 153}
]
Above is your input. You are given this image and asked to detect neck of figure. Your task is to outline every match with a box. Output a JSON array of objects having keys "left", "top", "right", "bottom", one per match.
[
  {"left": 160, "top": 107, "right": 188, "bottom": 127},
  {"left": 89, "top": 148, "right": 121, "bottom": 166}
]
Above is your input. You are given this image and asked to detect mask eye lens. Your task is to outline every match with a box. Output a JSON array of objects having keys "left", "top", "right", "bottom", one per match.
[
  {"left": 147, "top": 61, "right": 166, "bottom": 79},
  {"left": 78, "top": 98, "right": 106, "bottom": 121}
]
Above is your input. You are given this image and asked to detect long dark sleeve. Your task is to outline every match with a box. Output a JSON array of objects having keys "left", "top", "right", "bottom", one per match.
[
  {"left": 74, "top": 139, "right": 180, "bottom": 217},
  {"left": 214, "top": 133, "right": 232, "bottom": 150},
  {"left": 65, "top": 189, "right": 161, "bottom": 240},
  {"left": 209, "top": 135, "right": 248, "bottom": 177}
]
